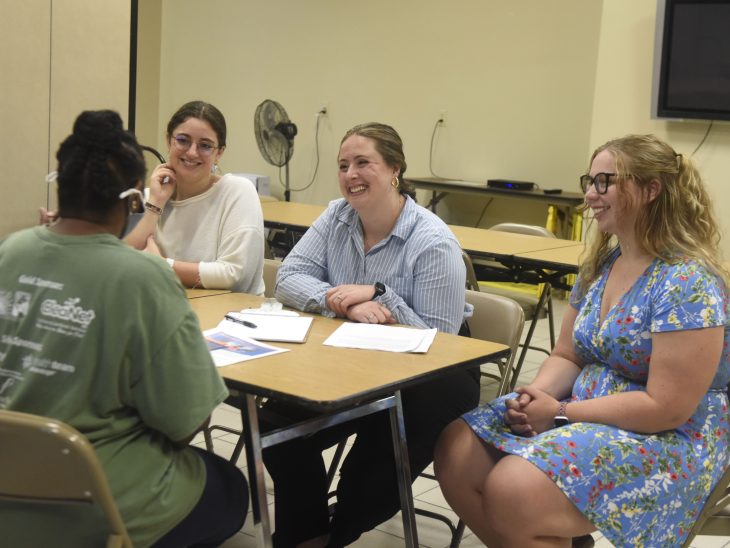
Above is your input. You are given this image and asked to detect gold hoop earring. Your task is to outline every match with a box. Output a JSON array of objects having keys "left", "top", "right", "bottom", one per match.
[{"left": 391, "top": 176, "right": 400, "bottom": 189}]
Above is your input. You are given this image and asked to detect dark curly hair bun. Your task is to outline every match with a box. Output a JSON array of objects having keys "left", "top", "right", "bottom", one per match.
[
  {"left": 56, "top": 109, "right": 146, "bottom": 219},
  {"left": 72, "top": 110, "right": 125, "bottom": 151}
]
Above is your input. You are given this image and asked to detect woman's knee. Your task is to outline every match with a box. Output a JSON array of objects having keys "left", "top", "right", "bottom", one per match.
[{"left": 434, "top": 419, "right": 466, "bottom": 477}]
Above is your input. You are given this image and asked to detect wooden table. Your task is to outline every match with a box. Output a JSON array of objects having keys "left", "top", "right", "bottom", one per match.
[
  {"left": 449, "top": 225, "right": 581, "bottom": 258},
  {"left": 191, "top": 293, "right": 509, "bottom": 547},
  {"left": 405, "top": 176, "right": 584, "bottom": 238},
  {"left": 258, "top": 200, "right": 583, "bottom": 288},
  {"left": 260, "top": 200, "right": 326, "bottom": 232}
]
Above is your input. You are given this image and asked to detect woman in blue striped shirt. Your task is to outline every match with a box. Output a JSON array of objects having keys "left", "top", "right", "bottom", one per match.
[{"left": 263, "top": 123, "right": 479, "bottom": 547}]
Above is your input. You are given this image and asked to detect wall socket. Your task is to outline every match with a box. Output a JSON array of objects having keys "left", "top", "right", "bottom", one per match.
[
  {"left": 318, "top": 103, "right": 329, "bottom": 115},
  {"left": 438, "top": 111, "right": 447, "bottom": 125}
]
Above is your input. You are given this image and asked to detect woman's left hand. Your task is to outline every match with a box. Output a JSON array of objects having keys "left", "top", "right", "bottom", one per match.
[
  {"left": 515, "top": 385, "right": 560, "bottom": 435},
  {"left": 326, "top": 284, "right": 378, "bottom": 316},
  {"left": 347, "top": 301, "right": 394, "bottom": 324},
  {"left": 143, "top": 234, "right": 163, "bottom": 257}
]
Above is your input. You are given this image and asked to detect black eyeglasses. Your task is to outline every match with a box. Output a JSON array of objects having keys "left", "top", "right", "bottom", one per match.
[
  {"left": 579, "top": 172, "right": 616, "bottom": 194},
  {"left": 171, "top": 134, "right": 219, "bottom": 156}
]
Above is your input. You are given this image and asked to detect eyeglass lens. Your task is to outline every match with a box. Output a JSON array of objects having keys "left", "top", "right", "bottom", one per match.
[
  {"left": 173, "top": 135, "right": 217, "bottom": 155},
  {"left": 580, "top": 173, "right": 614, "bottom": 194}
]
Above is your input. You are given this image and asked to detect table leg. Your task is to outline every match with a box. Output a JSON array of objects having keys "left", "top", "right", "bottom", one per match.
[
  {"left": 241, "top": 394, "right": 273, "bottom": 548},
  {"left": 389, "top": 390, "right": 418, "bottom": 548}
]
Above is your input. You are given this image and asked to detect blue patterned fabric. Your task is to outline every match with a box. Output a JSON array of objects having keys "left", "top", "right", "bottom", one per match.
[{"left": 463, "top": 253, "right": 730, "bottom": 547}]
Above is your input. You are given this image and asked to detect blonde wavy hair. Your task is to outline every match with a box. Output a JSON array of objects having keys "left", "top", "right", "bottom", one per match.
[{"left": 579, "top": 134, "right": 728, "bottom": 293}]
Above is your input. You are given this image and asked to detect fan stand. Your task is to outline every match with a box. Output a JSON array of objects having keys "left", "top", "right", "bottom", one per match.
[
  {"left": 283, "top": 139, "right": 292, "bottom": 202},
  {"left": 284, "top": 161, "right": 291, "bottom": 202}
]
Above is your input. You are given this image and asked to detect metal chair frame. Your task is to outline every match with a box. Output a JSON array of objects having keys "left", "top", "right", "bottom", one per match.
[{"left": 0, "top": 410, "right": 132, "bottom": 548}]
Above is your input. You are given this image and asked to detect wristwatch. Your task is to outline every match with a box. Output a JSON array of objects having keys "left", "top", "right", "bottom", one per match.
[
  {"left": 554, "top": 401, "right": 569, "bottom": 428},
  {"left": 372, "top": 282, "right": 386, "bottom": 300}
]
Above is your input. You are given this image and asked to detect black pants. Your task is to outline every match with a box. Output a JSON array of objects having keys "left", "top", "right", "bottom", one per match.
[
  {"left": 153, "top": 447, "right": 249, "bottom": 548},
  {"left": 262, "top": 368, "right": 479, "bottom": 547}
]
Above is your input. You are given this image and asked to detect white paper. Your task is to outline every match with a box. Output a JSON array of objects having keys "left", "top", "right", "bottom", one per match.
[
  {"left": 203, "top": 327, "right": 288, "bottom": 367},
  {"left": 239, "top": 308, "right": 300, "bottom": 317},
  {"left": 222, "top": 312, "right": 313, "bottom": 343},
  {"left": 323, "top": 323, "right": 437, "bottom": 353}
]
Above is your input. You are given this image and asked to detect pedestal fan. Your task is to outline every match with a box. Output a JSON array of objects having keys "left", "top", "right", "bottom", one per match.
[{"left": 254, "top": 99, "right": 298, "bottom": 201}]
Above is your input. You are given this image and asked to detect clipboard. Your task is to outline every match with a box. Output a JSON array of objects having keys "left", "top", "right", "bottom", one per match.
[{"left": 222, "top": 312, "right": 314, "bottom": 343}]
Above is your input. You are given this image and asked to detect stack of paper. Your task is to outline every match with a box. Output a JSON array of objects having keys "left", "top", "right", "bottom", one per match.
[
  {"left": 223, "top": 311, "right": 313, "bottom": 343},
  {"left": 323, "top": 323, "right": 437, "bottom": 353}
]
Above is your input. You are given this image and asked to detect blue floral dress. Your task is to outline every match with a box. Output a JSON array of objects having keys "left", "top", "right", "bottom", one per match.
[{"left": 463, "top": 252, "right": 730, "bottom": 547}]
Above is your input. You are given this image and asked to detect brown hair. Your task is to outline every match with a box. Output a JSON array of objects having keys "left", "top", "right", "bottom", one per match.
[
  {"left": 166, "top": 100, "right": 227, "bottom": 148},
  {"left": 340, "top": 122, "right": 415, "bottom": 199}
]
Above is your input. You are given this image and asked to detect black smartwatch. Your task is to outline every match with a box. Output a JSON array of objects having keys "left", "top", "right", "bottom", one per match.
[
  {"left": 554, "top": 401, "right": 569, "bottom": 428},
  {"left": 372, "top": 282, "right": 386, "bottom": 300}
]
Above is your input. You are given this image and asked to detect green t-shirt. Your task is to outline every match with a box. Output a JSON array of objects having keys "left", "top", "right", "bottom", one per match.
[{"left": 0, "top": 227, "right": 228, "bottom": 547}]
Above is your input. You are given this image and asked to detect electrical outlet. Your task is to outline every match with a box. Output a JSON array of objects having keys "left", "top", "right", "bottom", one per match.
[
  {"left": 439, "top": 111, "right": 447, "bottom": 125},
  {"left": 318, "top": 103, "right": 329, "bottom": 115}
]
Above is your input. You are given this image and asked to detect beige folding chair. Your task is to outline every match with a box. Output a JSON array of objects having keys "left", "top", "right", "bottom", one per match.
[
  {"left": 464, "top": 289, "right": 525, "bottom": 397},
  {"left": 682, "top": 462, "right": 730, "bottom": 546},
  {"left": 461, "top": 250, "right": 480, "bottom": 292},
  {"left": 0, "top": 410, "right": 132, "bottom": 548},
  {"left": 263, "top": 258, "right": 282, "bottom": 298},
  {"left": 475, "top": 222, "right": 558, "bottom": 390}
]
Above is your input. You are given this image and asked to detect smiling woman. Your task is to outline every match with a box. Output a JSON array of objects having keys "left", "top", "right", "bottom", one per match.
[
  {"left": 435, "top": 134, "right": 730, "bottom": 548},
  {"left": 124, "top": 101, "right": 265, "bottom": 294},
  {"left": 260, "top": 122, "right": 478, "bottom": 547}
]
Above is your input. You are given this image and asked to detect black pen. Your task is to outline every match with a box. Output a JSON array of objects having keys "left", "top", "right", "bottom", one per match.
[{"left": 224, "top": 314, "right": 257, "bottom": 329}]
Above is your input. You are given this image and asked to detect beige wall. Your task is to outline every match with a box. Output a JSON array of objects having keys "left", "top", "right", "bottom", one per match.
[
  {"left": 5, "top": 1, "right": 728, "bottom": 255},
  {"left": 0, "top": 0, "right": 130, "bottom": 238},
  {"left": 590, "top": 0, "right": 730, "bottom": 257},
  {"left": 140, "top": 0, "right": 602, "bottom": 230},
  {"left": 134, "top": 0, "right": 162, "bottom": 154}
]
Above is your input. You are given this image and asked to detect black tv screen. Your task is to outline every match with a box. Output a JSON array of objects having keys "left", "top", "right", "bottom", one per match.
[{"left": 653, "top": 0, "right": 730, "bottom": 121}]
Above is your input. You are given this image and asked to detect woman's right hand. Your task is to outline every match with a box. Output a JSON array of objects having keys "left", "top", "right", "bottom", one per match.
[
  {"left": 147, "top": 163, "right": 177, "bottom": 208},
  {"left": 505, "top": 390, "right": 536, "bottom": 437},
  {"left": 39, "top": 207, "right": 58, "bottom": 225}
]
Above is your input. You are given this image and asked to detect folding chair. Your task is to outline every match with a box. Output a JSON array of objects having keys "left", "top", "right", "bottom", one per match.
[
  {"left": 263, "top": 258, "right": 282, "bottom": 298},
  {"left": 682, "top": 464, "right": 730, "bottom": 546},
  {"left": 475, "top": 222, "right": 558, "bottom": 390},
  {"left": 0, "top": 410, "right": 132, "bottom": 548}
]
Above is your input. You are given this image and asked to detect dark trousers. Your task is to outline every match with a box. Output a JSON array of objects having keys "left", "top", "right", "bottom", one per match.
[
  {"left": 153, "top": 447, "right": 249, "bottom": 548},
  {"left": 262, "top": 368, "right": 479, "bottom": 547}
]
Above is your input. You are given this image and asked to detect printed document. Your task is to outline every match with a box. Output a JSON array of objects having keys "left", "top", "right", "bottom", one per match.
[
  {"left": 204, "top": 327, "right": 288, "bottom": 367},
  {"left": 323, "top": 323, "right": 437, "bottom": 353}
]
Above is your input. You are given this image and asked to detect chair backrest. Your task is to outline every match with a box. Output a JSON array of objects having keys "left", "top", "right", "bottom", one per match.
[
  {"left": 0, "top": 410, "right": 132, "bottom": 548},
  {"left": 263, "top": 258, "right": 282, "bottom": 298},
  {"left": 490, "top": 222, "right": 555, "bottom": 239},
  {"left": 461, "top": 250, "right": 480, "bottom": 292},
  {"left": 465, "top": 289, "right": 525, "bottom": 396}
]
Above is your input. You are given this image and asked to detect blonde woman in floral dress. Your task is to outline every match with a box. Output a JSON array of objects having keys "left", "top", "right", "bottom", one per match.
[{"left": 434, "top": 134, "right": 730, "bottom": 547}]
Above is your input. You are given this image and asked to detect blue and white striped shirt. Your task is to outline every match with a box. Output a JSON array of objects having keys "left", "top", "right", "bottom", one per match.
[{"left": 275, "top": 196, "right": 467, "bottom": 334}]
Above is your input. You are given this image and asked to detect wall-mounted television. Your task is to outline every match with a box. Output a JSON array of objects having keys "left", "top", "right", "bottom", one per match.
[{"left": 652, "top": 0, "right": 730, "bottom": 121}]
